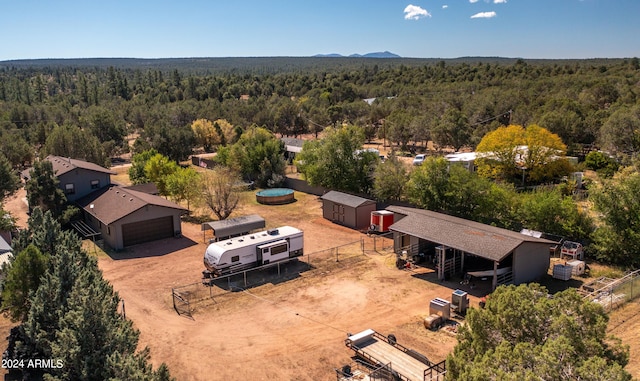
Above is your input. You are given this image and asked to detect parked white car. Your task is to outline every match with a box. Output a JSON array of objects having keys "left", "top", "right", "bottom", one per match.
[{"left": 412, "top": 154, "right": 426, "bottom": 166}]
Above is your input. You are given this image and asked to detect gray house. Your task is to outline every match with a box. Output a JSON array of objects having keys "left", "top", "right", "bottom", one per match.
[
  {"left": 387, "top": 206, "right": 555, "bottom": 290},
  {"left": 23, "top": 156, "right": 187, "bottom": 250},
  {"left": 320, "top": 191, "right": 376, "bottom": 230},
  {"left": 77, "top": 185, "right": 186, "bottom": 250},
  {"left": 44, "top": 156, "right": 115, "bottom": 201}
]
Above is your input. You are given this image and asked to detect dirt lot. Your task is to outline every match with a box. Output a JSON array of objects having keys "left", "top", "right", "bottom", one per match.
[
  {"left": 2, "top": 186, "right": 640, "bottom": 380},
  {"left": 95, "top": 191, "right": 464, "bottom": 381}
]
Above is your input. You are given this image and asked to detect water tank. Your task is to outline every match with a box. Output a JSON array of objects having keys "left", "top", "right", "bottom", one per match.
[{"left": 451, "top": 289, "right": 469, "bottom": 315}]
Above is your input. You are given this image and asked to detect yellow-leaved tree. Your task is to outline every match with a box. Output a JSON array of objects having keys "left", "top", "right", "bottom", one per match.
[
  {"left": 213, "top": 118, "right": 237, "bottom": 145},
  {"left": 191, "top": 118, "right": 220, "bottom": 152},
  {"left": 476, "top": 124, "right": 570, "bottom": 184}
]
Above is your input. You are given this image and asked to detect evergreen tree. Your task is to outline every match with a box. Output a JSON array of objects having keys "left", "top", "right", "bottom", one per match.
[
  {"left": 0, "top": 152, "right": 20, "bottom": 201},
  {"left": 447, "top": 284, "right": 631, "bottom": 381},
  {"left": 0, "top": 244, "right": 48, "bottom": 322},
  {"left": 8, "top": 209, "right": 175, "bottom": 380},
  {"left": 25, "top": 160, "right": 67, "bottom": 219}
]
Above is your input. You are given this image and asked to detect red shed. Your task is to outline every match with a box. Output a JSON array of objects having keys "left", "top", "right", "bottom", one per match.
[{"left": 370, "top": 210, "right": 394, "bottom": 233}]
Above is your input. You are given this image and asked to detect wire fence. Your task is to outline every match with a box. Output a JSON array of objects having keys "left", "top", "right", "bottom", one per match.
[
  {"left": 171, "top": 238, "right": 368, "bottom": 317},
  {"left": 581, "top": 269, "right": 640, "bottom": 312},
  {"left": 369, "top": 231, "right": 395, "bottom": 253},
  {"left": 172, "top": 282, "right": 217, "bottom": 318}
]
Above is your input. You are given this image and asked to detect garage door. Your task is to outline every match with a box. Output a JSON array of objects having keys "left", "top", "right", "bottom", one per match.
[{"left": 122, "top": 216, "right": 174, "bottom": 247}]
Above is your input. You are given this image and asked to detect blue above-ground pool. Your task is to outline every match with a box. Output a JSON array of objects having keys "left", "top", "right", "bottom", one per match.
[{"left": 256, "top": 188, "right": 295, "bottom": 205}]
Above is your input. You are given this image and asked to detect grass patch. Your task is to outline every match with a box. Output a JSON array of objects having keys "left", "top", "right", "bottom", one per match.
[
  {"left": 110, "top": 166, "right": 132, "bottom": 186},
  {"left": 82, "top": 239, "right": 109, "bottom": 258},
  {"left": 588, "top": 263, "right": 625, "bottom": 279}
]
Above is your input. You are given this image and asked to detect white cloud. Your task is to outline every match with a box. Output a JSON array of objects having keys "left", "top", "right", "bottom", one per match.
[
  {"left": 469, "top": 0, "right": 479, "bottom": 3},
  {"left": 470, "top": 11, "right": 497, "bottom": 18},
  {"left": 404, "top": 4, "right": 431, "bottom": 20},
  {"left": 494, "top": 0, "right": 507, "bottom": 3},
  {"left": 442, "top": 5, "right": 448, "bottom": 9}
]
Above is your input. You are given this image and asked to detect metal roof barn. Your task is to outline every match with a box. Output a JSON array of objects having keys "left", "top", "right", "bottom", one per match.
[{"left": 386, "top": 205, "right": 555, "bottom": 290}]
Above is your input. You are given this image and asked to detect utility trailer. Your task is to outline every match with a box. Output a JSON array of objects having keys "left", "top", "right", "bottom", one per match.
[
  {"left": 345, "top": 329, "right": 446, "bottom": 381},
  {"left": 203, "top": 226, "right": 303, "bottom": 277}
]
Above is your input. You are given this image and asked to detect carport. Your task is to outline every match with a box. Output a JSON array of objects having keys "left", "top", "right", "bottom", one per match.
[
  {"left": 201, "top": 214, "right": 266, "bottom": 242},
  {"left": 386, "top": 205, "right": 555, "bottom": 290}
]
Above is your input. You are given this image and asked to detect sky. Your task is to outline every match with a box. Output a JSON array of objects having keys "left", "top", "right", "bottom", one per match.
[{"left": 1, "top": 0, "right": 639, "bottom": 61}]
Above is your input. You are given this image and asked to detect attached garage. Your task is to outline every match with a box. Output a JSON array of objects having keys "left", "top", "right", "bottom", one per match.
[
  {"left": 122, "top": 216, "right": 174, "bottom": 247},
  {"left": 320, "top": 191, "right": 377, "bottom": 230}
]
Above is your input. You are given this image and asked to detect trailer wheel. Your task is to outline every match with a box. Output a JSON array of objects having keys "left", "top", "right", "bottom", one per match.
[
  {"left": 387, "top": 334, "right": 397, "bottom": 345},
  {"left": 341, "top": 365, "right": 352, "bottom": 376}
]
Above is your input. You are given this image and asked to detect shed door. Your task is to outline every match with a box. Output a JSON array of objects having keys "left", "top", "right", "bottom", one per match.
[
  {"left": 122, "top": 216, "right": 174, "bottom": 247},
  {"left": 332, "top": 203, "right": 345, "bottom": 222}
]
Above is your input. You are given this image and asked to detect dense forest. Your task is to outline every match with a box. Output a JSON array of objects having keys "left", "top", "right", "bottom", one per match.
[{"left": 1, "top": 57, "right": 639, "bottom": 168}]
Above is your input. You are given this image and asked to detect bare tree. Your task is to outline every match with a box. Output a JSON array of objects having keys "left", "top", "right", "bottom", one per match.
[{"left": 200, "top": 167, "right": 241, "bottom": 220}]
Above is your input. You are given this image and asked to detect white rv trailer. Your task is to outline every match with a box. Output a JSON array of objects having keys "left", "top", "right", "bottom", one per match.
[{"left": 203, "top": 226, "right": 303, "bottom": 276}]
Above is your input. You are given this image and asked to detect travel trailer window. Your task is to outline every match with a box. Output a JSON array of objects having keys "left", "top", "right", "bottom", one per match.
[
  {"left": 231, "top": 255, "right": 239, "bottom": 262},
  {"left": 270, "top": 243, "right": 288, "bottom": 256}
]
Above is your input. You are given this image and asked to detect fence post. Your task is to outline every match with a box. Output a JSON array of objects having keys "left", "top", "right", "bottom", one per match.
[
  {"left": 610, "top": 289, "right": 613, "bottom": 312},
  {"left": 172, "top": 288, "right": 176, "bottom": 311},
  {"left": 335, "top": 247, "right": 339, "bottom": 262},
  {"left": 361, "top": 238, "right": 364, "bottom": 255}
]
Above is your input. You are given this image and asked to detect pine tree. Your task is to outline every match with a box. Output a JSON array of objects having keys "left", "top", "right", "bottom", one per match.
[
  {"left": 0, "top": 244, "right": 48, "bottom": 322},
  {"left": 10, "top": 209, "right": 175, "bottom": 380},
  {"left": 24, "top": 160, "right": 67, "bottom": 219},
  {"left": 0, "top": 152, "right": 19, "bottom": 201}
]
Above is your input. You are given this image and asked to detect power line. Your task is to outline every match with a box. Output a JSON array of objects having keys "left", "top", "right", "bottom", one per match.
[{"left": 469, "top": 110, "right": 512, "bottom": 127}]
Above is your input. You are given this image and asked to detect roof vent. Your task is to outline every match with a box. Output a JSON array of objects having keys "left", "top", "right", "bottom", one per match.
[{"left": 267, "top": 229, "right": 279, "bottom": 235}]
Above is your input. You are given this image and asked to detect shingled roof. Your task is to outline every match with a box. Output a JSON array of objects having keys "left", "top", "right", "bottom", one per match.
[
  {"left": 387, "top": 205, "right": 555, "bottom": 262},
  {"left": 320, "top": 191, "right": 375, "bottom": 208},
  {"left": 45, "top": 155, "right": 115, "bottom": 176},
  {"left": 76, "top": 185, "right": 186, "bottom": 225}
]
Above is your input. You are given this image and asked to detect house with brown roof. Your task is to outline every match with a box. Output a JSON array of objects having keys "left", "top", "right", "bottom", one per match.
[
  {"left": 24, "top": 156, "right": 186, "bottom": 250},
  {"left": 386, "top": 205, "right": 555, "bottom": 290},
  {"left": 22, "top": 156, "right": 115, "bottom": 202}
]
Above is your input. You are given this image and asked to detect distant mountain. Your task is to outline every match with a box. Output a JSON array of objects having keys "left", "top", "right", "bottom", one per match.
[{"left": 314, "top": 51, "right": 401, "bottom": 58}]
